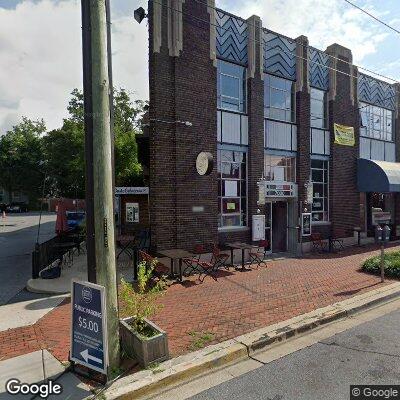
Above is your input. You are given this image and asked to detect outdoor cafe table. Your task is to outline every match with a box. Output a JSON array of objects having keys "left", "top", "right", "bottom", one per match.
[
  {"left": 225, "top": 242, "right": 258, "bottom": 272},
  {"left": 158, "top": 249, "right": 193, "bottom": 282}
]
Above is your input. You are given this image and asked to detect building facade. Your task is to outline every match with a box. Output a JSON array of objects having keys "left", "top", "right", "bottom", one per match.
[{"left": 147, "top": 0, "right": 400, "bottom": 254}]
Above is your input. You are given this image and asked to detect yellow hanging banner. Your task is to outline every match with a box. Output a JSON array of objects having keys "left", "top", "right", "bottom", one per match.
[{"left": 334, "top": 123, "right": 355, "bottom": 146}]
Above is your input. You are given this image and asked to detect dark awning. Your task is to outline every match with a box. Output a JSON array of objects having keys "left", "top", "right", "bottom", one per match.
[{"left": 357, "top": 158, "right": 400, "bottom": 193}]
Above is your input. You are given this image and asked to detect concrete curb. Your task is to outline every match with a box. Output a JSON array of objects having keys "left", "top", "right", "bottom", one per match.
[{"left": 101, "top": 282, "right": 400, "bottom": 400}]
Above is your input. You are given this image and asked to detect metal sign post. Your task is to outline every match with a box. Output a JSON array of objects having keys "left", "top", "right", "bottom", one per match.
[{"left": 70, "top": 280, "right": 108, "bottom": 377}]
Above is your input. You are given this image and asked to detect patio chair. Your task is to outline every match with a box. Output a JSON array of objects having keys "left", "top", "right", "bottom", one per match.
[
  {"left": 310, "top": 233, "right": 327, "bottom": 253},
  {"left": 211, "top": 245, "right": 230, "bottom": 271},
  {"left": 182, "top": 244, "right": 206, "bottom": 277},
  {"left": 195, "top": 245, "right": 229, "bottom": 283},
  {"left": 249, "top": 240, "right": 269, "bottom": 269}
]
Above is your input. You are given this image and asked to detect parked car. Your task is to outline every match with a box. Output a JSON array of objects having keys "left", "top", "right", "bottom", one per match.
[
  {"left": 6, "top": 203, "right": 28, "bottom": 213},
  {"left": 66, "top": 211, "right": 86, "bottom": 229}
]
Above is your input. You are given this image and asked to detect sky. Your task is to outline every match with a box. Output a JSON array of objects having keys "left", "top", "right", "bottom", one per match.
[{"left": 0, "top": 0, "right": 399, "bottom": 134}]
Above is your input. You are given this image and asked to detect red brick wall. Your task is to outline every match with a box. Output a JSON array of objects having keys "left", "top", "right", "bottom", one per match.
[
  {"left": 149, "top": 0, "right": 218, "bottom": 251},
  {"left": 329, "top": 53, "right": 360, "bottom": 238}
]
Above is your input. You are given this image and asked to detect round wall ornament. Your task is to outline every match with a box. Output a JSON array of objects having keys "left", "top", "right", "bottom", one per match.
[{"left": 196, "top": 152, "right": 213, "bottom": 176}]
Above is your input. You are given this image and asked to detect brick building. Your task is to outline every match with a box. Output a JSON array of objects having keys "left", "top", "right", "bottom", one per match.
[{"left": 145, "top": 0, "right": 400, "bottom": 254}]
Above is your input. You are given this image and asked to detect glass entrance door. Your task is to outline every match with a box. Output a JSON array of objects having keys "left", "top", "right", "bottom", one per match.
[{"left": 265, "top": 202, "right": 272, "bottom": 253}]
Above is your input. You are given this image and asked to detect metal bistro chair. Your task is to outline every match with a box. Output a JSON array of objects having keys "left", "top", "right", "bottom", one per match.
[
  {"left": 310, "top": 233, "right": 328, "bottom": 253},
  {"left": 195, "top": 245, "right": 229, "bottom": 283},
  {"left": 182, "top": 244, "right": 206, "bottom": 277},
  {"left": 249, "top": 240, "right": 269, "bottom": 269}
]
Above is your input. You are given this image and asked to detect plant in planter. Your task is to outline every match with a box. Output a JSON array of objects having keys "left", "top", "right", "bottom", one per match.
[{"left": 119, "top": 259, "right": 169, "bottom": 368}]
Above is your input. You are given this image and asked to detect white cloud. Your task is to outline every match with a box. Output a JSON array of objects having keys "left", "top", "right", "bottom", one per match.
[
  {"left": 0, "top": 0, "right": 149, "bottom": 134},
  {"left": 217, "top": 0, "right": 388, "bottom": 66},
  {"left": 0, "top": 0, "right": 396, "bottom": 135}
]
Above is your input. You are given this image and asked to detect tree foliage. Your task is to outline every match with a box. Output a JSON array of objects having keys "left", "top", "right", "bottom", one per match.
[
  {"left": 0, "top": 88, "right": 146, "bottom": 205},
  {"left": 0, "top": 117, "right": 46, "bottom": 205}
]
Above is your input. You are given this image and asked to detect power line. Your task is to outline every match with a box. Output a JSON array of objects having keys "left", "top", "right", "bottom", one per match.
[
  {"left": 185, "top": 0, "right": 400, "bottom": 83},
  {"left": 310, "top": 93, "right": 397, "bottom": 122},
  {"left": 342, "top": 0, "right": 400, "bottom": 35},
  {"left": 148, "top": 0, "right": 400, "bottom": 85}
]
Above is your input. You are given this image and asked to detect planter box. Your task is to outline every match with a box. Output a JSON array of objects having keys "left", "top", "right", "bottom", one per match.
[{"left": 119, "top": 317, "right": 169, "bottom": 368}]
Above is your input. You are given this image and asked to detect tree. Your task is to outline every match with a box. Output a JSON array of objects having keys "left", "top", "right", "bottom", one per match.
[
  {"left": 44, "top": 88, "right": 146, "bottom": 197},
  {"left": 0, "top": 117, "right": 46, "bottom": 205}
]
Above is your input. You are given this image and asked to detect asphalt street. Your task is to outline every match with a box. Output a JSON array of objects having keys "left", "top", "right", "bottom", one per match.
[
  {"left": 189, "top": 307, "right": 400, "bottom": 400},
  {"left": 0, "top": 212, "right": 56, "bottom": 305}
]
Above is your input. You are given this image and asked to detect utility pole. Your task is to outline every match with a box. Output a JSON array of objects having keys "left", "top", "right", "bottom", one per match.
[{"left": 82, "top": 0, "right": 120, "bottom": 371}]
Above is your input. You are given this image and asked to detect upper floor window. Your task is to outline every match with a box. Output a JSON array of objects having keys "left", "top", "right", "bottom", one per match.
[
  {"left": 310, "top": 88, "right": 328, "bottom": 129},
  {"left": 217, "top": 60, "right": 246, "bottom": 113},
  {"left": 264, "top": 154, "right": 296, "bottom": 182},
  {"left": 360, "top": 102, "right": 393, "bottom": 142},
  {"left": 264, "top": 75, "right": 295, "bottom": 123}
]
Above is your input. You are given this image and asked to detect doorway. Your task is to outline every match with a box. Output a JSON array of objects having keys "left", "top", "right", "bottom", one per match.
[{"left": 272, "top": 201, "right": 287, "bottom": 253}]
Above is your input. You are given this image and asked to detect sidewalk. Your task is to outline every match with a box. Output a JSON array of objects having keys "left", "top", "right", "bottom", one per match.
[
  {"left": 0, "top": 243, "right": 397, "bottom": 365},
  {"left": 0, "top": 243, "right": 398, "bottom": 399}
]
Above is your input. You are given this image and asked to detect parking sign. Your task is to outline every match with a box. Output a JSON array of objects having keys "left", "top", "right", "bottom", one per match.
[{"left": 70, "top": 280, "right": 108, "bottom": 374}]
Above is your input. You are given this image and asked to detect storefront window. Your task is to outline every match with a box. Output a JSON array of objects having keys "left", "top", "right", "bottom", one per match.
[
  {"left": 264, "top": 74, "right": 295, "bottom": 122},
  {"left": 311, "top": 159, "right": 329, "bottom": 222},
  {"left": 217, "top": 60, "right": 246, "bottom": 113},
  {"left": 264, "top": 154, "right": 296, "bottom": 182},
  {"left": 218, "top": 149, "right": 247, "bottom": 228},
  {"left": 360, "top": 102, "right": 393, "bottom": 142},
  {"left": 310, "top": 88, "right": 328, "bottom": 129}
]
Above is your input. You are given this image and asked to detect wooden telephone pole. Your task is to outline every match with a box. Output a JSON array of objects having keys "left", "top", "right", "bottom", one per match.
[{"left": 81, "top": 0, "right": 120, "bottom": 371}]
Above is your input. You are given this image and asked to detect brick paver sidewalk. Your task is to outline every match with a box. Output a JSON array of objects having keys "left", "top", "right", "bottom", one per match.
[{"left": 0, "top": 243, "right": 397, "bottom": 363}]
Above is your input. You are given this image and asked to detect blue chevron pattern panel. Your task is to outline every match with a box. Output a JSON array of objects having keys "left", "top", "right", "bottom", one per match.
[
  {"left": 358, "top": 73, "right": 395, "bottom": 110},
  {"left": 309, "top": 47, "right": 329, "bottom": 90},
  {"left": 216, "top": 9, "right": 248, "bottom": 65},
  {"left": 263, "top": 31, "right": 296, "bottom": 80}
]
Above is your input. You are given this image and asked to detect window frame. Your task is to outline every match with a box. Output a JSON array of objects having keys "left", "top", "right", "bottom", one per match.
[
  {"left": 360, "top": 102, "right": 394, "bottom": 143},
  {"left": 310, "top": 159, "right": 329, "bottom": 223},
  {"left": 217, "top": 148, "right": 248, "bottom": 230},
  {"left": 217, "top": 60, "right": 247, "bottom": 114},
  {"left": 310, "top": 87, "right": 328, "bottom": 129},
  {"left": 264, "top": 153, "right": 297, "bottom": 183},
  {"left": 264, "top": 74, "right": 296, "bottom": 123}
]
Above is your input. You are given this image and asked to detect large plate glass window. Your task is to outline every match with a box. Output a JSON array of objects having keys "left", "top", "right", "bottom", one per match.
[
  {"left": 360, "top": 102, "right": 393, "bottom": 142},
  {"left": 217, "top": 60, "right": 246, "bottom": 113},
  {"left": 264, "top": 75, "right": 295, "bottom": 122},
  {"left": 311, "top": 159, "right": 329, "bottom": 222},
  {"left": 218, "top": 149, "right": 247, "bottom": 228},
  {"left": 310, "top": 88, "right": 328, "bottom": 129},
  {"left": 264, "top": 154, "right": 296, "bottom": 182}
]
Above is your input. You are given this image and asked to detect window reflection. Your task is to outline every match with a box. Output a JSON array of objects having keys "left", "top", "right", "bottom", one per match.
[
  {"left": 360, "top": 102, "right": 393, "bottom": 142},
  {"left": 264, "top": 74, "right": 295, "bottom": 122},
  {"left": 217, "top": 60, "right": 246, "bottom": 113},
  {"left": 218, "top": 149, "right": 247, "bottom": 228},
  {"left": 310, "top": 88, "right": 328, "bottom": 129},
  {"left": 264, "top": 154, "right": 296, "bottom": 182}
]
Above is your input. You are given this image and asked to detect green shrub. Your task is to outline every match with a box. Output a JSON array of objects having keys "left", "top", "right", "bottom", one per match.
[
  {"left": 120, "top": 260, "right": 165, "bottom": 338},
  {"left": 362, "top": 251, "right": 400, "bottom": 278}
]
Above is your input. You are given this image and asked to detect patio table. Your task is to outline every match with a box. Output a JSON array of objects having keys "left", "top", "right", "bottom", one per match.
[
  {"left": 225, "top": 242, "right": 258, "bottom": 272},
  {"left": 158, "top": 249, "right": 193, "bottom": 282}
]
